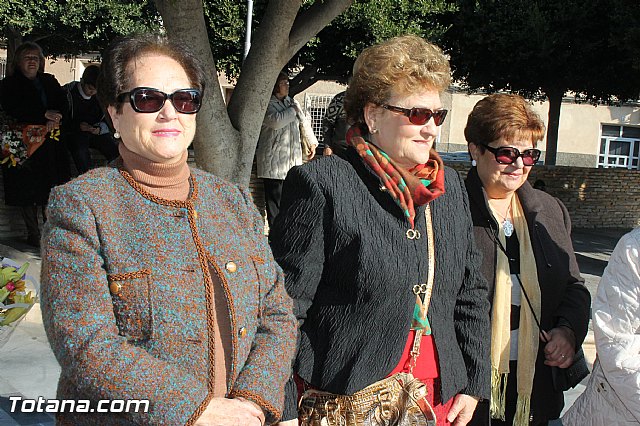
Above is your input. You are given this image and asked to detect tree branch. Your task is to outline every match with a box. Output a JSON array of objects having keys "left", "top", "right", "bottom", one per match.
[{"left": 288, "top": 0, "right": 353, "bottom": 55}]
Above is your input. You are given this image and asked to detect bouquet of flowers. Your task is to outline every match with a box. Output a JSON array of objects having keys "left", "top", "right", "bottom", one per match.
[
  {"left": 0, "top": 258, "right": 37, "bottom": 348},
  {"left": 0, "top": 109, "right": 49, "bottom": 167},
  {"left": 0, "top": 126, "right": 29, "bottom": 167}
]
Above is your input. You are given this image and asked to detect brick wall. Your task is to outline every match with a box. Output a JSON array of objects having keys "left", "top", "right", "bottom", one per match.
[{"left": 448, "top": 162, "right": 640, "bottom": 229}]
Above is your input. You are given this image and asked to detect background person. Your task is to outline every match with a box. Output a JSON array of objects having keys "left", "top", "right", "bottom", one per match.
[
  {"left": 321, "top": 90, "right": 347, "bottom": 156},
  {"left": 464, "top": 94, "right": 591, "bottom": 426},
  {"left": 272, "top": 35, "right": 490, "bottom": 426},
  {"left": 41, "top": 33, "right": 296, "bottom": 426},
  {"left": 562, "top": 228, "right": 640, "bottom": 425},
  {"left": 0, "top": 41, "right": 70, "bottom": 247},
  {"left": 256, "top": 72, "right": 312, "bottom": 227},
  {"left": 63, "top": 64, "right": 119, "bottom": 175}
]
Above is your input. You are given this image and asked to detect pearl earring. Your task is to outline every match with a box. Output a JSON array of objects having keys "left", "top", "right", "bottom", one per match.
[
  {"left": 113, "top": 131, "right": 120, "bottom": 139},
  {"left": 471, "top": 159, "right": 477, "bottom": 167}
]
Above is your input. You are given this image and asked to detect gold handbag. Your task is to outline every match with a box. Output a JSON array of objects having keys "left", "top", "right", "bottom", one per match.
[
  {"left": 298, "top": 207, "right": 437, "bottom": 426},
  {"left": 299, "top": 372, "right": 436, "bottom": 426}
]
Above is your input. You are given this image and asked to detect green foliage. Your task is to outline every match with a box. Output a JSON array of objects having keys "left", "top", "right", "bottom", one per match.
[
  {"left": 290, "top": 0, "right": 457, "bottom": 83},
  {"left": 198, "top": 0, "right": 456, "bottom": 84},
  {"left": 446, "top": 0, "right": 640, "bottom": 103},
  {"left": 0, "top": 0, "right": 159, "bottom": 57}
]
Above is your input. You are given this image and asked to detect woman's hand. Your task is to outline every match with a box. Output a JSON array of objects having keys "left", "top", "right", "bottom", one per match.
[
  {"left": 306, "top": 146, "right": 317, "bottom": 161},
  {"left": 541, "top": 327, "right": 576, "bottom": 368},
  {"left": 447, "top": 394, "right": 480, "bottom": 426},
  {"left": 45, "top": 110, "right": 62, "bottom": 123},
  {"left": 194, "top": 397, "right": 265, "bottom": 426}
]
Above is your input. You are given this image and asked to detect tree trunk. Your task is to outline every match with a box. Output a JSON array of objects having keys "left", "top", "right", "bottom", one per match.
[
  {"left": 156, "top": 0, "right": 352, "bottom": 185},
  {"left": 544, "top": 88, "right": 564, "bottom": 166},
  {"left": 154, "top": 0, "right": 238, "bottom": 180},
  {"left": 4, "top": 25, "right": 22, "bottom": 77}
]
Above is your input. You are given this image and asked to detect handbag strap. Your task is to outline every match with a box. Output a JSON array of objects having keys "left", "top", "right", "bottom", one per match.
[{"left": 409, "top": 204, "right": 435, "bottom": 373}]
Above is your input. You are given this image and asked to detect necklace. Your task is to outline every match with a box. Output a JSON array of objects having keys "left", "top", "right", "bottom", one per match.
[{"left": 490, "top": 200, "right": 514, "bottom": 237}]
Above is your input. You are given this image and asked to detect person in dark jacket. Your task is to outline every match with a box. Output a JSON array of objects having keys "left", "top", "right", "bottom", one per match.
[
  {"left": 321, "top": 90, "right": 347, "bottom": 156},
  {"left": 0, "top": 41, "right": 70, "bottom": 247},
  {"left": 463, "top": 94, "right": 591, "bottom": 426},
  {"left": 63, "top": 64, "right": 118, "bottom": 175},
  {"left": 271, "top": 35, "right": 490, "bottom": 426}
]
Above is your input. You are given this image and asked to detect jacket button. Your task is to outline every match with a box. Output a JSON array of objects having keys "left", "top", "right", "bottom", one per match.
[
  {"left": 238, "top": 326, "right": 247, "bottom": 337},
  {"left": 225, "top": 261, "right": 237, "bottom": 273},
  {"left": 109, "top": 282, "right": 122, "bottom": 295}
]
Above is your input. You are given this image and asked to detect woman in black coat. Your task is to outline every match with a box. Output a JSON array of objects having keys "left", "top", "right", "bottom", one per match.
[
  {"left": 1, "top": 41, "right": 69, "bottom": 246},
  {"left": 464, "top": 94, "right": 591, "bottom": 426},
  {"left": 271, "top": 35, "right": 490, "bottom": 426}
]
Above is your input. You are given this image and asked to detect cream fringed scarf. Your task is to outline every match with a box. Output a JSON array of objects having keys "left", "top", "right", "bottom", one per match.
[{"left": 489, "top": 195, "right": 541, "bottom": 426}]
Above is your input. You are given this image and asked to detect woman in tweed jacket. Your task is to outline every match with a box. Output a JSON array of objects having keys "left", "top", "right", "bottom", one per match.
[{"left": 40, "top": 34, "right": 296, "bottom": 426}]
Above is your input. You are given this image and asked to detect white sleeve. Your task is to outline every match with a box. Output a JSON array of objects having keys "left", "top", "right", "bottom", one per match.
[{"left": 592, "top": 230, "right": 640, "bottom": 420}]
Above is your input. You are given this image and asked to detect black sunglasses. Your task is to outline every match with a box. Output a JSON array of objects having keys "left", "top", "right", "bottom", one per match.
[
  {"left": 383, "top": 105, "right": 448, "bottom": 126},
  {"left": 117, "top": 87, "right": 202, "bottom": 114},
  {"left": 481, "top": 144, "right": 541, "bottom": 166}
]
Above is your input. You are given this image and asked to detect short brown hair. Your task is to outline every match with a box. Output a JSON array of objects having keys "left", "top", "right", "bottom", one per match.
[
  {"left": 344, "top": 35, "right": 451, "bottom": 126},
  {"left": 464, "top": 94, "right": 545, "bottom": 148},
  {"left": 13, "top": 41, "right": 45, "bottom": 74},
  {"left": 97, "top": 33, "right": 206, "bottom": 113},
  {"left": 273, "top": 71, "right": 289, "bottom": 95}
]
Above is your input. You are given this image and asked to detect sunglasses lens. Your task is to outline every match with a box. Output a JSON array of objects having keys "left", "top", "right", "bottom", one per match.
[
  {"left": 433, "top": 110, "right": 447, "bottom": 126},
  {"left": 132, "top": 89, "right": 165, "bottom": 112},
  {"left": 521, "top": 149, "right": 540, "bottom": 166},
  {"left": 409, "top": 109, "right": 430, "bottom": 125},
  {"left": 409, "top": 109, "right": 447, "bottom": 126},
  {"left": 172, "top": 90, "right": 201, "bottom": 113},
  {"left": 495, "top": 147, "right": 518, "bottom": 164}
]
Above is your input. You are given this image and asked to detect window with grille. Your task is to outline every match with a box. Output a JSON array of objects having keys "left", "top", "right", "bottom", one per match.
[
  {"left": 303, "top": 94, "right": 335, "bottom": 147},
  {"left": 598, "top": 124, "right": 640, "bottom": 169}
]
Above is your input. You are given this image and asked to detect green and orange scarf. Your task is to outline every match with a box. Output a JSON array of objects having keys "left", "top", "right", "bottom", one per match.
[{"left": 346, "top": 125, "right": 445, "bottom": 230}]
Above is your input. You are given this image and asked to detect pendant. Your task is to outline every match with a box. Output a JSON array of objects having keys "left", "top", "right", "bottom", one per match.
[
  {"left": 502, "top": 218, "right": 514, "bottom": 237},
  {"left": 406, "top": 228, "right": 421, "bottom": 240}
]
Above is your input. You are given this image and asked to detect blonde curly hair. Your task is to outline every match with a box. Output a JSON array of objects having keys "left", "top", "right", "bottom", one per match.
[{"left": 344, "top": 35, "right": 451, "bottom": 126}]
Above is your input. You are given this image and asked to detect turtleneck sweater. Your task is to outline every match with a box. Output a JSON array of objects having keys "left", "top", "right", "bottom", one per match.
[
  {"left": 118, "top": 143, "right": 191, "bottom": 201},
  {"left": 119, "top": 142, "right": 230, "bottom": 398}
]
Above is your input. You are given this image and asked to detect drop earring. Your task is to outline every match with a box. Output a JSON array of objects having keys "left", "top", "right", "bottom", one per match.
[{"left": 471, "top": 159, "right": 477, "bottom": 167}]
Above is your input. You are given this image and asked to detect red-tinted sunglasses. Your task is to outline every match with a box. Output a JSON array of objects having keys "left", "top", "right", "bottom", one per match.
[
  {"left": 117, "top": 87, "right": 202, "bottom": 114},
  {"left": 481, "top": 144, "right": 541, "bottom": 166},
  {"left": 383, "top": 104, "right": 448, "bottom": 126}
]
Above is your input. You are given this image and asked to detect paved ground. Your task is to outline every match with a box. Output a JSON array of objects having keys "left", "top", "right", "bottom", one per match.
[{"left": 0, "top": 227, "right": 631, "bottom": 424}]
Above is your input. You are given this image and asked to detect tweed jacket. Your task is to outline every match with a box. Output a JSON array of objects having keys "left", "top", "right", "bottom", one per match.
[
  {"left": 269, "top": 148, "right": 491, "bottom": 420},
  {"left": 465, "top": 167, "right": 591, "bottom": 423},
  {"left": 563, "top": 228, "right": 640, "bottom": 425},
  {"left": 41, "top": 164, "right": 297, "bottom": 425},
  {"left": 256, "top": 95, "right": 303, "bottom": 180}
]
